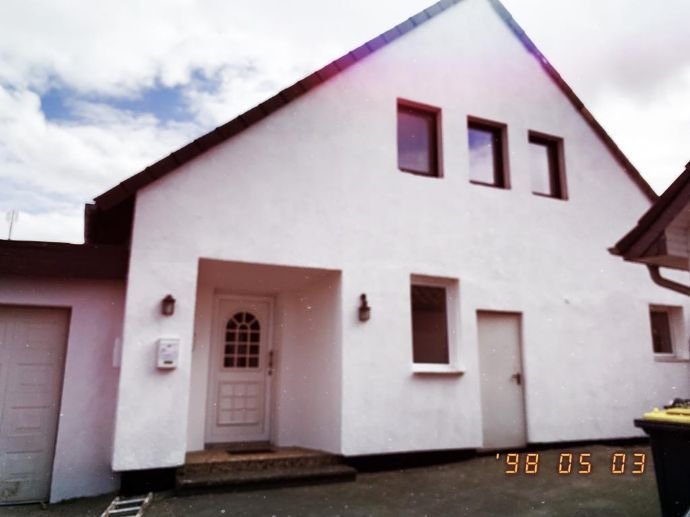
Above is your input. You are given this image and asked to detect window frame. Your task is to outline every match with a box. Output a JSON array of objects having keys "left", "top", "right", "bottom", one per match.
[
  {"left": 649, "top": 305, "right": 685, "bottom": 360},
  {"left": 409, "top": 275, "right": 462, "bottom": 375},
  {"left": 396, "top": 98, "right": 443, "bottom": 178},
  {"left": 467, "top": 116, "right": 510, "bottom": 189},
  {"left": 528, "top": 130, "right": 567, "bottom": 200}
]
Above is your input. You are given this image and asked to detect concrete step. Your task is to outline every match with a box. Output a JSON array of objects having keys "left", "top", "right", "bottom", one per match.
[
  {"left": 176, "top": 447, "right": 356, "bottom": 492},
  {"left": 177, "top": 464, "right": 356, "bottom": 492}
]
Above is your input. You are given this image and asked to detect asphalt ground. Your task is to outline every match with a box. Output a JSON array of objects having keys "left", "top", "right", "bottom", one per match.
[{"left": 2, "top": 444, "right": 661, "bottom": 517}]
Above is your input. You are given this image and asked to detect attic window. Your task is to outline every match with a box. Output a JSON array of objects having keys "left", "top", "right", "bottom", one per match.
[
  {"left": 397, "top": 100, "right": 441, "bottom": 177},
  {"left": 529, "top": 131, "right": 566, "bottom": 199},
  {"left": 468, "top": 118, "right": 508, "bottom": 188}
]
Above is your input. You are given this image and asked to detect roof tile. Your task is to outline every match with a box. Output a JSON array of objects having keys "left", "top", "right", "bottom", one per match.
[
  {"left": 216, "top": 117, "right": 248, "bottom": 140},
  {"left": 382, "top": 26, "right": 402, "bottom": 43},
  {"left": 350, "top": 43, "right": 371, "bottom": 61},
  {"left": 240, "top": 105, "right": 267, "bottom": 126},
  {"left": 281, "top": 82, "right": 306, "bottom": 102},
  {"left": 410, "top": 11, "right": 430, "bottom": 25},
  {"left": 299, "top": 72, "right": 322, "bottom": 91},
  {"left": 425, "top": 3, "right": 444, "bottom": 17},
  {"left": 333, "top": 53, "right": 357, "bottom": 71},
  {"left": 260, "top": 94, "right": 286, "bottom": 114},
  {"left": 316, "top": 62, "right": 340, "bottom": 81},
  {"left": 396, "top": 19, "right": 416, "bottom": 35},
  {"left": 366, "top": 35, "right": 387, "bottom": 52},
  {"left": 146, "top": 154, "right": 180, "bottom": 179},
  {"left": 120, "top": 170, "right": 155, "bottom": 194}
]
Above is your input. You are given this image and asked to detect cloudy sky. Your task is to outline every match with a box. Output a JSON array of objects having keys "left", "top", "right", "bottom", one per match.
[{"left": 1, "top": 0, "right": 689, "bottom": 243}]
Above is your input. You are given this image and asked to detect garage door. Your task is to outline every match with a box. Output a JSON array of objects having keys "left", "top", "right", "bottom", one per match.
[{"left": 0, "top": 307, "right": 69, "bottom": 503}]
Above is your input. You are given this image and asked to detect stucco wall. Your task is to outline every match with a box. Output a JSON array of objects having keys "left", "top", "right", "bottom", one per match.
[
  {"left": 275, "top": 273, "right": 342, "bottom": 452},
  {"left": 0, "top": 276, "right": 124, "bottom": 502},
  {"left": 113, "top": 0, "right": 690, "bottom": 468}
]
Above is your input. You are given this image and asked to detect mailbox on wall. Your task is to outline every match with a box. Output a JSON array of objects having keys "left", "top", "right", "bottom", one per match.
[{"left": 156, "top": 338, "right": 180, "bottom": 369}]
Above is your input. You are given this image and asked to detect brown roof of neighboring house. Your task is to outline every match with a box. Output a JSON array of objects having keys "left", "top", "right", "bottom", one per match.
[
  {"left": 93, "top": 0, "right": 657, "bottom": 212},
  {"left": 0, "top": 240, "right": 128, "bottom": 279},
  {"left": 611, "top": 161, "right": 690, "bottom": 261}
]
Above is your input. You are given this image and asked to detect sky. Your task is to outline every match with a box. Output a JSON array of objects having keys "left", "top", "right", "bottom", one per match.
[{"left": 1, "top": 0, "right": 689, "bottom": 243}]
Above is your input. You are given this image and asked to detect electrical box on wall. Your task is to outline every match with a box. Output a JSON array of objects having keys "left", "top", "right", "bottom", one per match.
[{"left": 157, "top": 338, "right": 180, "bottom": 369}]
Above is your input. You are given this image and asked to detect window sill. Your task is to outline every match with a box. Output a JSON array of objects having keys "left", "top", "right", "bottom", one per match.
[
  {"left": 412, "top": 364, "right": 465, "bottom": 375},
  {"left": 469, "top": 179, "right": 508, "bottom": 190},
  {"left": 532, "top": 191, "right": 567, "bottom": 201},
  {"left": 654, "top": 355, "right": 689, "bottom": 363}
]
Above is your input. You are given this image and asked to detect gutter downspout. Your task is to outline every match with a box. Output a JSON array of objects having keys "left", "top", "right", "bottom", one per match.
[{"left": 647, "top": 265, "right": 690, "bottom": 297}]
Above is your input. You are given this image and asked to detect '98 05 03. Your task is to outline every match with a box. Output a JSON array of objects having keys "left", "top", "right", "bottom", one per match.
[{"left": 496, "top": 452, "right": 646, "bottom": 475}]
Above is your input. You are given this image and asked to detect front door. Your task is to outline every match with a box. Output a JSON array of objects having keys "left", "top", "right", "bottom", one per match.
[
  {"left": 477, "top": 311, "right": 527, "bottom": 449},
  {"left": 205, "top": 296, "right": 273, "bottom": 444}
]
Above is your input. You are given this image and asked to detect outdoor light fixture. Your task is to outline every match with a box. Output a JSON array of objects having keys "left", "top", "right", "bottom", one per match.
[
  {"left": 358, "top": 293, "right": 371, "bottom": 322},
  {"left": 161, "top": 294, "right": 176, "bottom": 316}
]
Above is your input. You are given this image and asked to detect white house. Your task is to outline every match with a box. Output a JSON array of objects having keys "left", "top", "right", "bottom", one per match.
[{"left": 2, "top": 0, "right": 690, "bottom": 504}]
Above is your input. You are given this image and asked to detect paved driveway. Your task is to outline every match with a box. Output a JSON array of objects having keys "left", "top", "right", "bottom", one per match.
[{"left": 3, "top": 444, "right": 660, "bottom": 516}]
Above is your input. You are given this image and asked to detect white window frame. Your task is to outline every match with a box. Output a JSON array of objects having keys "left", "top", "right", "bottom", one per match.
[{"left": 410, "top": 274, "right": 463, "bottom": 375}]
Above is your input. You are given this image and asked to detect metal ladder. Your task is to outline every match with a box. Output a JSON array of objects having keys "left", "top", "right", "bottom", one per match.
[{"left": 101, "top": 493, "right": 153, "bottom": 517}]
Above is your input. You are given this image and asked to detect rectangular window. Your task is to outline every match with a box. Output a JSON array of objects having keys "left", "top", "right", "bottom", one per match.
[
  {"left": 397, "top": 101, "right": 440, "bottom": 177},
  {"left": 468, "top": 118, "right": 508, "bottom": 188},
  {"left": 650, "top": 309, "right": 674, "bottom": 355},
  {"left": 529, "top": 131, "right": 566, "bottom": 199},
  {"left": 411, "top": 284, "right": 449, "bottom": 364}
]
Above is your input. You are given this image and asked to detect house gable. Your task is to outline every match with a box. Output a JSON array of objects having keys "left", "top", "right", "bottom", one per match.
[{"left": 90, "top": 0, "right": 655, "bottom": 218}]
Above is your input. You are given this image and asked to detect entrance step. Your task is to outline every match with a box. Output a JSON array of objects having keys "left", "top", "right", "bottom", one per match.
[{"left": 176, "top": 447, "right": 356, "bottom": 492}]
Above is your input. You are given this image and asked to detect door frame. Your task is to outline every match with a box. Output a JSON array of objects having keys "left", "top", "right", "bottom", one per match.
[
  {"left": 204, "top": 294, "right": 275, "bottom": 445},
  {"left": 476, "top": 309, "right": 529, "bottom": 448}
]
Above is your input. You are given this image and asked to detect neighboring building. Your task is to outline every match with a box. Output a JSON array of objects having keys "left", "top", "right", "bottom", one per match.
[
  {"left": 1, "top": 0, "right": 689, "bottom": 504},
  {"left": 612, "top": 161, "right": 690, "bottom": 351}
]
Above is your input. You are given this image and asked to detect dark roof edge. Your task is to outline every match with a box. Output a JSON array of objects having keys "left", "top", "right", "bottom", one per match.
[
  {"left": 487, "top": 0, "right": 656, "bottom": 203},
  {"left": 94, "top": 0, "right": 656, "bottom": 212},
  {"left": 611, "top": 162, "right": 690, "bottom": 259}
]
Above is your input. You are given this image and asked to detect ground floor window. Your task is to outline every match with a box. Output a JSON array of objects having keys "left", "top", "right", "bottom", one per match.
[
  {"left": 410, "top": 276, "right": 459, "bottom": 365},
  {"left": 649, "top": 305, "right": 684, "bottom": 357}
]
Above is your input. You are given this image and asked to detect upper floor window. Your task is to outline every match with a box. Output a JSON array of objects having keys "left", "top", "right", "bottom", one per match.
[
  {"left": 529, "top": 131, "right": 566, "bottom": 199},
  {"left": 397, "top": 100, "right": 441, "bottom": 177},
  {"left": 468, "top": 118, "right": 508, "bottom": 188}
]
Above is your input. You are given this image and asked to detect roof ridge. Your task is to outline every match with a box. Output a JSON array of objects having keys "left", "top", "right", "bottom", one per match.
[{"left": 93, "top": 0, "right": 655, "bottom": 211}]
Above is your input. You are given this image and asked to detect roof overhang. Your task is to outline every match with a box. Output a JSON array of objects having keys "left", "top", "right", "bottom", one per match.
[
  {"left": 610, "top": 162, "right": 690, "bottom": 270},
  {"left": 0, "top": 240, "right": 128, "bottom": 279}
]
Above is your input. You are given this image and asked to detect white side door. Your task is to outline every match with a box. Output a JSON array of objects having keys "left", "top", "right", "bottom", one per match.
[
  {"left": 205, "top": 297, "right": 273, "bottom": 444},
  {"left": 0, "top": 307, "right": 69, "bottom": 503},
  {"left": 477, "top": 311, "right": 527, "bottom": 449}
]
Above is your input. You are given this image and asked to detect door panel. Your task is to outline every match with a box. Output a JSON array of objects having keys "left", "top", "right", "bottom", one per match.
[
  {"left": 477, "top": 311, "right": 527, "bottom": 449},
  {"left": 0, "top": 307, "right": 69, "bottom": 503},
  {"left": 205, "top": 298, "right": 272, "bottom": 444}
]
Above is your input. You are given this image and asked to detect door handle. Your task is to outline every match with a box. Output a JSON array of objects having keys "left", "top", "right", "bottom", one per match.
[
  {"left": 511, "top": 372, "right": 522, "bottom": 385},
  {"left": 268, "top": 350, "right": 274, "bottom": 376}
]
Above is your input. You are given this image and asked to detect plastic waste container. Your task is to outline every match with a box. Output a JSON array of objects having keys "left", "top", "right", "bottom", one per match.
[{"left": 634, "top": 399, "right": 690, "bottom": 517}]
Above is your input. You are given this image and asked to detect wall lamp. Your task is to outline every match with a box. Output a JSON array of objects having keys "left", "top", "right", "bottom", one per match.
[
  {"left": 161, "top": 294, "right": 176, "bottom": 316},
  {"left": 358, "top": 293, "right": 371, "bottom": 322}
]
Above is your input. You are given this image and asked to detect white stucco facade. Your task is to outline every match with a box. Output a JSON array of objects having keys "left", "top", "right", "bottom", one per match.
[
  {"left": 107, "top": 0, "right": 690, "bottom": 472},
  {"left": 0, "top": 277, "right": 124, "bottom": 502},
  {"left": 3, "top": 0, "right": 686, "bottom": 501}
]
